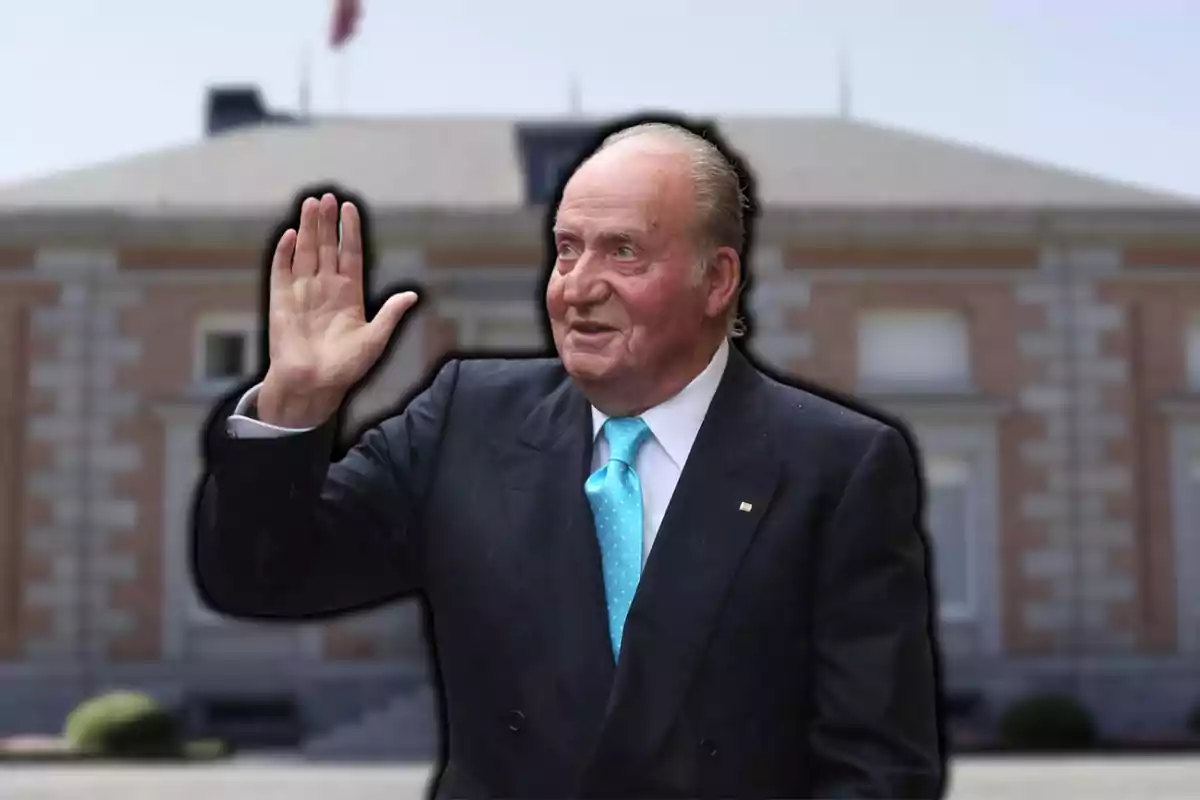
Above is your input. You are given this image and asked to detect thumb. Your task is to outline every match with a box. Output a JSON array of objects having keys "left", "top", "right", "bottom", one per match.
[{"left": 365, "top": 291, "right": 419, "bottom": 352}]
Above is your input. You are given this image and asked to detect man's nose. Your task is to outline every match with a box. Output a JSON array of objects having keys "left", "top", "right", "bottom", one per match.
[{"left": 561, "top": 255, "right": 607, "bottom": 306}]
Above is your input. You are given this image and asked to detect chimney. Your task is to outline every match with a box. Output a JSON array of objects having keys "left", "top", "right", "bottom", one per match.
[{"left": 205, "top": 85, "right": 270, "bottom": 137}]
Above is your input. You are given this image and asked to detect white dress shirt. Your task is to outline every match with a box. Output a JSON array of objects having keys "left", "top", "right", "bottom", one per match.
[
  {"left": 589, "top": 339, "right": 728, "bottom": 565},
  {"left": 227, "top": 339, "right": 731, "bottom": 566}
]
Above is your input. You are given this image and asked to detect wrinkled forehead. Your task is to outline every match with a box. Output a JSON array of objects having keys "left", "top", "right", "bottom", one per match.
[{"left": 555, "top": 145, "right": 695, "bottom": 238}]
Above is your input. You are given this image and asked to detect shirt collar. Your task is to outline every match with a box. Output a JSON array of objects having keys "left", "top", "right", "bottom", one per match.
[{"left": 590, "top": 338, "right": 730, "bottom": 469}]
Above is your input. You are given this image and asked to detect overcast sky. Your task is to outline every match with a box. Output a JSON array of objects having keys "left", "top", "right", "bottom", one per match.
[{"left": 2, "top": 0, "right": 1197, "bottom": 198}]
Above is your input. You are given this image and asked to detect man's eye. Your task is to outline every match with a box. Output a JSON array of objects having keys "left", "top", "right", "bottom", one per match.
[
  {"left": 615, "top": 245, "right": 636, "bottom": 259},
  {"left": 557, "top": 242, "right": 577, "bottom": 258}
]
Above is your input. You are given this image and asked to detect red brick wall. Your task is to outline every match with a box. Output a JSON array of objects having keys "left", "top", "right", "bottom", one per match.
[
  {"left": 111, "top": 280, "right": 259, "bottom": 660},
  {"left": 787, "top": 245, "right": 1039, "bottom": 270},
  {"left": 9, "top": 238, "right": 1198, "bottom": 664},
  {"left": 6, "top": 281, "right": 69, "bottom": 660},
  {"left": 0, "top": 297, "right": 31, "bottom": 657},
  {"left": 1095, "top": 281, "right": 1200, "bottom": 651}
]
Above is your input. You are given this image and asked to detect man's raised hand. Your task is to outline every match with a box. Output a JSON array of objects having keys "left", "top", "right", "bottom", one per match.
[{"left": 258, "top": 194, "right": 418, "bottom": 428}]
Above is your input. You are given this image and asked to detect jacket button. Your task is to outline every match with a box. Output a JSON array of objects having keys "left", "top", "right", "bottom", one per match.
[
  {"left": 504, "top": 710, "right": 525, "bottom": 733},
  {"left": 700, "top": 738, "right": 718, "bottom": 758}
]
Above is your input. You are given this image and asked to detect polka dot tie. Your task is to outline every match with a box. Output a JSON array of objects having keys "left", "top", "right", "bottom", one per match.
[{"left": 585, "top": 416, "right": 652, "bottom": 660}]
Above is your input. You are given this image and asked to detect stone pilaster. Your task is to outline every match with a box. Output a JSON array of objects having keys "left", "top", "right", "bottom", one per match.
[
  {"left": 1060, "top": 247, "right": 1136, "bottom": 651},
  {"left": 23, "top": 250, "right": 146, "bottom": 662},
  {"left": 1012, "top": 247, "right": 1136, "bottom": 654},
  {"left": 89, "top": 284, "right": 149, "bottom": 660},
  {"left": 23, "top": 251, "right": 111, "bottom": 659}
]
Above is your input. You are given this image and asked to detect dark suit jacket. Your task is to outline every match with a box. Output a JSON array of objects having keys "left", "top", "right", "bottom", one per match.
[{"left": 193, "top": 344, "right": 945, "bottom": 799}]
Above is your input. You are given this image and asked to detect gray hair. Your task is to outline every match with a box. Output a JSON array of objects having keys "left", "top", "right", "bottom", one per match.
[{"left": 595, "top": 122, "right": 749, "bottom": 337}]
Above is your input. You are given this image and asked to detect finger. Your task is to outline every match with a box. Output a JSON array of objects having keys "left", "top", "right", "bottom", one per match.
[
  {"left": 317, "top": 193, "right": 340, "bottom": 275},
  {"left": 338, "top": 202, "right": 363, "bottom": 279},
  {"left": 293, "top": 197, "right": 320, "bottom": 277},
  {"left": 270, "top": 228, "right": 297, "bottom": 292},
  {"left": 366, "top": 291, "right": 419, "bottom": 353}
]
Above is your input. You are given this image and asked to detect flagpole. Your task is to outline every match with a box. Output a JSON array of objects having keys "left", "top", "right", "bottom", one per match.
[
  {"left": 568, "top": 73, "right": 583, "bottom": 117},
  {"left": 336, "top": 48, "right": 347, "bottom": 113},
  {"left": 327, "top": 0, "right": 359, "bottom": 112},
  {"left": 836, "top": 43, "right": 853, "bottom": 119},
  {"left": 299, "top": 45, "right": 312, "bottom": 119}
]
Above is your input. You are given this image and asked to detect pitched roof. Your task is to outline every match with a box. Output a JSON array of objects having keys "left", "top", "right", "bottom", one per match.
[{"left": 0, "top": 115, "right": 1191, "bottom": 213}]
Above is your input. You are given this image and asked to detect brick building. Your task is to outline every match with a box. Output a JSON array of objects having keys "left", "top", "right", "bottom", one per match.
[{"left": 1, "top": 87, "right": 1199, "bottom": 752}]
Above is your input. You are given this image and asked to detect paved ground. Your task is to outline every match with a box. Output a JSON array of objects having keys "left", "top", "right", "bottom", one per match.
[{"left": 4, "top": 756, "right": 1200, "bottom": 799}]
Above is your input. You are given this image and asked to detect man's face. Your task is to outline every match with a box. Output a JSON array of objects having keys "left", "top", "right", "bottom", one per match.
[{"left": 546, "top": 141, "right": 722, "bottom": 404}]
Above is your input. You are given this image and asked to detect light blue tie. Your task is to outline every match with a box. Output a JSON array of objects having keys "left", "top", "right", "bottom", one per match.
[{"left": 585, "top": 416, "right": 651, "bottom": 660}]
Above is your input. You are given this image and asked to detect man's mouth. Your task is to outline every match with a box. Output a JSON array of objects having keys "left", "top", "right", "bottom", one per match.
[{"left": 570, "top": 322, "right": 617, "bottom": 334}]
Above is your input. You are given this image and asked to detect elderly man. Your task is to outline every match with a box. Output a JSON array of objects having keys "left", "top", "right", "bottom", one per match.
[{"left": 193, "top": 121, "right": 945, "bottom": 798}]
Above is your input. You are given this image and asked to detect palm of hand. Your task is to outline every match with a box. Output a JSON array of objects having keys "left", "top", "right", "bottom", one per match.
[
  {"left": 270, "top": 272, "right": 373, "bottom": 390},
  {"left": 266, "top": 194, "right": 417, "bottom": 400}
]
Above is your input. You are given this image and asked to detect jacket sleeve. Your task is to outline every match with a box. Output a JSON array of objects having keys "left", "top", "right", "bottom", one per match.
[
  {"left": 190, "top": 359, "right": 461, "bottom": 620},
  {"left": 807, "top": 425, "right": 947, "bottom": 799}
]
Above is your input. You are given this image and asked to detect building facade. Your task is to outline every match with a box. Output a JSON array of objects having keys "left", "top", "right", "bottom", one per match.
[{"left": 1, "top": 98, "right": 1199, "bottom": 752}]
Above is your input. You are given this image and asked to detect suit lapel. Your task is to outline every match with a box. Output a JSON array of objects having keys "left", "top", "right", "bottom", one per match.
[
  {"left": 585, "top": 346, "right": 782, "bottom": 782},
  {"left": 495, "top": 374, "right": 616, "bottom": 754}
]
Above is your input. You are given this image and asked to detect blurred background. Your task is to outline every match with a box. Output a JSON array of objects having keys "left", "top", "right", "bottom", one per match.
[{"left": 2, "top": 0, "right": 1200, "bottom": 772}]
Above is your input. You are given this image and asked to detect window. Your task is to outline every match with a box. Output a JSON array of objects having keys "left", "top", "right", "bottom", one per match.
[
  {"left": 925, "top": 455, "right": 975, "bottom": 620},
  {"left": 194, "top": 313, "right": 258, "bottom": 388},
  {"left": 1177, "top": 450, "right": 1200, "bottom": 652},
  {"left": 161, "top": 419, "right": 229, "bottom": 631},
  {"left": 183, "top": 448, "right": 224, "bottom": 626},
  {"left": 857, "top": 309, "right": 971, "bottom": 392},
  {"left": 534, "top": 149, "right": 585, "bottom": 204},
  {"left": 516, "top": 124, "right": 600, "bottom": 206},
  {"left": 1186, "top": 315, "right": 1200, "bottom": 390},
  {"left": 515, "top": 120, "right": 719, "bottom": 205},
  {"left": 203, "top": 332, "right": 248, "bottom": 380}
]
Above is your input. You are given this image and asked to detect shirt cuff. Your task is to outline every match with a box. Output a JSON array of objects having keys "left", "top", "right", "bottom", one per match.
[{"left": 226, "top": 383, "right": 319, "bottom": 439}]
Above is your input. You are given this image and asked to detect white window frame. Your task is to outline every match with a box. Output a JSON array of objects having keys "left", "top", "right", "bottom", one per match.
[
  {"left": 1170, "top": 421, "right": 1200, "bottom": 653},
  {"left": 1185, "top": 313, "right": 1200, "bottom": 391},
  {"left": 905, "top": 420, "right": 1003, "bottom": 656},
  {"left": 193, "top": 312, "right": 260, "bottom": 391},
  {"left": 156, "top": 404, "right": 233, "bottom": 634},
  {"left": 856, "top": 309, "right": 972, "bottom": 393},
  {"left": 924, "top": 453, "right": 978, "bottom": 623}
]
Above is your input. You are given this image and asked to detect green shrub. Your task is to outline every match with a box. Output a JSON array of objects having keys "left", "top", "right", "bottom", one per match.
[
  {"left": 64, "top": 690, "right": 182, "bottom": 759},
  {"left": 181, "top": 738, "right": 232, "bottom": 760},
  {"left": 999, "top": 692, "right": 1098, "bottom": 751}
]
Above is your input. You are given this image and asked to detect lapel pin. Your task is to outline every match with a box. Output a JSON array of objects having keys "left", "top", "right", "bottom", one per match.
[{"left": 739, "top": 502, "right": 753, "bottom": 512}]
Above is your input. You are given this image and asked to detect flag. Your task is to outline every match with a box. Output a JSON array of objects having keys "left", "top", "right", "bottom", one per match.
[{"left": 329, "top": 0, "right": 361, "bottom": 49}]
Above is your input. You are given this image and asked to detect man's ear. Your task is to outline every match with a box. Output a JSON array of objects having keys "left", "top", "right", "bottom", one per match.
[{"left": 705, "top": 246, "right": 741, "bottom": 319}]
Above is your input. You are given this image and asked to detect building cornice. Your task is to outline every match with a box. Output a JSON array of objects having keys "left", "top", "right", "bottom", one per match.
[
  {"left": 3, "top": 206, "right": 1200, "bottom": 250},
  {"left": 857, "top": 392, "right": 1015, "bottom": 424}
]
